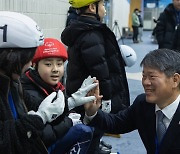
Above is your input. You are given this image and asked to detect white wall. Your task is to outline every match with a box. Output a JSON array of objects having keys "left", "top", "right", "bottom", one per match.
[
  {"left": 0, "top": 0, "right": 130, "bottom": 40},
  {"left": 112, "top": 0, "right": 130, "bottom": 39},
  {"left": 0, "top": 0, "right": 69, "bottom": 39}
]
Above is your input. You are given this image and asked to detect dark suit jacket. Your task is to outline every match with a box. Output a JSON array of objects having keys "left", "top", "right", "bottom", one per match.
[{"left": 90, "top": 94, "right": 180, "bottom": 154}]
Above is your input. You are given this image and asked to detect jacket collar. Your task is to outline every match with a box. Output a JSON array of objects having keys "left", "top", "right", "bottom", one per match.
[{"left": 144, "top": 103, "right": 156, "bottom": 153}]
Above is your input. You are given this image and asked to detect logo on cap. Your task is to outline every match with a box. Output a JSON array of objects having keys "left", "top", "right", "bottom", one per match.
[{"left": 45, "top": 41, "right": 54, "bottom": 47}]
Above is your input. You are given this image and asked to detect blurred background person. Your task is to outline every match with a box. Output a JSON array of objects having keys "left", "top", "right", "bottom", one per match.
[
  {"left": 155, "top": 0, "right": 180, "bottom": 51},
  {"left": 137, "top": 10, "right": 143, "bottom": 42},
  {"left": 132, "top": 8, "right": 140, "bottom": 43}
]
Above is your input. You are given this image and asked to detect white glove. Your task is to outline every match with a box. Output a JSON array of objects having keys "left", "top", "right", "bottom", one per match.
[
  {"left": 68, "top": 113, "right": 82, "bottom": 126},
  {"left": 28, "top": 90, "right": 65, "bottom": 124},
  {"left": 101, "top": 100, "right": 111, "bottom": 113},
  {"left": 68, "top": 76, "right": 98, "bottom": 110}
]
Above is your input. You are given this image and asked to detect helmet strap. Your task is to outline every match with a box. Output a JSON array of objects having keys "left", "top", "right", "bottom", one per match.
[{"left": 95, "top": 2, "right": 100, "bottom": 21}]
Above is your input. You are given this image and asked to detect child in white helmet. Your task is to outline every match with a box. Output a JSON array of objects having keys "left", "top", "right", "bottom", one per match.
[
  {"left": 61, "top": 0, "right": 131, "bottom": 153},
  {"left": 0, "top": 11, "right": 97, "bottom": 154},
  {"left": 21, "top": 38, "right": 95, "bottom": 154}
]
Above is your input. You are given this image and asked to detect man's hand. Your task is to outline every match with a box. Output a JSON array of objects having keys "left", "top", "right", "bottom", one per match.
[{"left": 84, "top": 80, "right": 103, "bottom": 116}]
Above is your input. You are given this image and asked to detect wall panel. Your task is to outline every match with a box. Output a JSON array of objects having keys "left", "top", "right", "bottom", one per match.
[{"left": 0, "top": 0, "right": 69, "bottom": 39}]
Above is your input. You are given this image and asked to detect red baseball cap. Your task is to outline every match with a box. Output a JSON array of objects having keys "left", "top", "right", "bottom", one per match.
[{"left": 33, "top": 38, "right": 68, "bottom": 63}]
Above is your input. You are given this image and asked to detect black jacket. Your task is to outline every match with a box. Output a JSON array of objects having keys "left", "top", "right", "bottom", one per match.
[
  {"left": 0, "top": 73, "right": 45, "bottom": 154},
  {"left": 21, "top": 69, "right": 72, "bottom": 147},
  {"left": 90, "top": 94, "right": 180, "bottom": 154},
  {"left": 66, "top": 7, "right": 78, "bottom": 27},
  {"left": 61, "top": 16, "right": 130, "bottom": 114},
  {"left": 156, "top": 3, "right": 180, "bottom": 51}
]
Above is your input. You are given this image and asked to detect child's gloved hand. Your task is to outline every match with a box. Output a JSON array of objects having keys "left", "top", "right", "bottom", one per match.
[
  {"left": 28, "top": 90, "right": 65, "bottom": 124},
  {"left": 68, "top": 76, "right": 98, "bottom": 110},
  {"left": 68, "top": 113, "right": 82, "bottom": 126}
]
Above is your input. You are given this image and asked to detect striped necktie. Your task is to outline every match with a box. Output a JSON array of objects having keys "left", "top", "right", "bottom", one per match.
[{"left": 156, "top": 110, "right": 166, "bottom": 144}]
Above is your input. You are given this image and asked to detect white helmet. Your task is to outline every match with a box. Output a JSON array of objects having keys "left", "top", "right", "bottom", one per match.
[
  {"left": 0, "top": 11, "right": 44, "bottom": 48},
  {"left": 120, "top": 45, "right": 137, "bottom": 67}
]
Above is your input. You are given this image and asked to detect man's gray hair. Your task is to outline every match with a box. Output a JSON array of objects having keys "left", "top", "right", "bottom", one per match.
[{"left": 140, "top": 49, "right": 180, "bottom": 77}]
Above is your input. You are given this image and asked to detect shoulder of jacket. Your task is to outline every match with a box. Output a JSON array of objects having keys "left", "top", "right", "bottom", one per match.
[
  {"left": 78, "top": 30, "right": 104, "bottom": 44},
  {"left": 164, "top": 4, "right": 175, "bottom": 14},
  {"left": 134, "top": 93, "right": 146, "bottom": 103}
]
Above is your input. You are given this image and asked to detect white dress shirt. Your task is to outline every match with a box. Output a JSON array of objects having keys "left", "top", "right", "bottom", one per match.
[{"left": 155, "top": 95, "right": 180, "bottom": 129}]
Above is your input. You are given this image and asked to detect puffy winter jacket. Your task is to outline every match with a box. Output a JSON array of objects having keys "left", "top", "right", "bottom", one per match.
[
  {"left": 0, "top": 73, "right": 45, "bottom": 154},
  {"left": 61, "top": 16, "right": 130, "bottom": 114},
  {"left": 21, "top": 69, "right": 72, "bottom": 147},
  {"left": 156, "top": 3, "right": 180, "bottom": 51}
]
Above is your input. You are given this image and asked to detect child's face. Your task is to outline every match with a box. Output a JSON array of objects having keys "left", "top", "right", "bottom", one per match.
[
  {"left": 37, "top": 58, "right": 64, "bottom": 86},
  {"left": 98, "top": 0, "right": 106, "bottom": 21},
  {"left": 88, "top": 0, "right": 106, "bottom": 22}
]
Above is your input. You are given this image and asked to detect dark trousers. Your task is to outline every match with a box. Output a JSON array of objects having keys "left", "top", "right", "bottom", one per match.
[
  {"left": 132, "top": 26, "right": 139, "bottom": 42},
  {"left": 87, "top": 128, "right": 104, "bottom": 154},
  {"left": 50, "top": 124, "right": 94, "bottom": 154}
]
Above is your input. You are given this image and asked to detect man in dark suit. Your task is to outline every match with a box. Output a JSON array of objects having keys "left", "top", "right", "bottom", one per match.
[{"left": 84, "top": 48, "right": 180, "bottom": 154}]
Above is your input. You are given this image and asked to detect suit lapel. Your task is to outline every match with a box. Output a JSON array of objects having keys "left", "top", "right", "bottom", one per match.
[
  {"left": 159, "top": 103, "right": 180, "bottom": 154},
  {"left": 145, "top": 104, "right": 156, "bottom": 153}
]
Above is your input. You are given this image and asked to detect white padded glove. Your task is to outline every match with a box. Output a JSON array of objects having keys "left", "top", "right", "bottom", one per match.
[
  {"left": 101, "top": 100, "right": 111, "bottom": 113},
  {"left": 68, "top": 76, "right": 98, "bottom": 110},
  {"left": 68, "top": 113, "right": 82, "bottom": 126},
  {"left": 28, "top": 90, "right": 65, "bottom": 124}
]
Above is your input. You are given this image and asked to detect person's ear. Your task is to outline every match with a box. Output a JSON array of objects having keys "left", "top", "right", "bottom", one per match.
[
  {"left": 89, "top": 3, "right": 96, "bottom": 13},
  {"left": 172, "top": 73, "right": 180, "bottom": 88}
]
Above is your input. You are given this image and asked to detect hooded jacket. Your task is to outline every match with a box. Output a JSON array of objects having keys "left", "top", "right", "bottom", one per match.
[
  {"left": 156, "top": 3, "right": 180, "bottom": 51},
  {"left": 61, "top": 16, "right": 130, "bottom": 114},
  {"left": 66, "top": 7, "right": 79, "bottom": 27},
  {"left": 21, "top": 69, "right": 72, "bottom": 147},
  {"left": 0, "top": 73, "right": 45, "bottom": 154}
]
